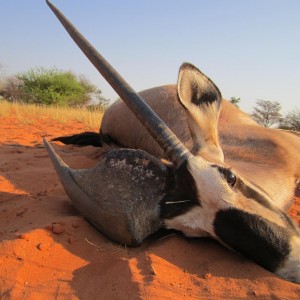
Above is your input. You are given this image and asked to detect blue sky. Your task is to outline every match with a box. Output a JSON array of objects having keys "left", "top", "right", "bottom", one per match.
[{"left": 1, "top": 0, "right": 299, "bottom": 113}]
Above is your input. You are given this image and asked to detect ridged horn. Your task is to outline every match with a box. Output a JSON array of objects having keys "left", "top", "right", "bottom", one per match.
[
  {"left": 45, "top": 0, "right": 191, "bottom": 166},
  {"left": 43, "top": 138, "right": 166, "bottom": 245},
  {"left": 43, "top": 138, "right": 114, "bottom": 239}
]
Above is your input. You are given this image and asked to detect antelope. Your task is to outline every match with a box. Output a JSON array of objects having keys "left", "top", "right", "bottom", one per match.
[{"left": 45, "top": 0, "right": 300, "bottom": 283}]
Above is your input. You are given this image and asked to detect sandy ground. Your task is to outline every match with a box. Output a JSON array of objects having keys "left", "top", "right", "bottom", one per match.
[{"left": 1, "top": 114, "right": 300, "bottom": 300}]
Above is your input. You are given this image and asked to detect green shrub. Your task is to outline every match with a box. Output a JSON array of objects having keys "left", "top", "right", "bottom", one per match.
[{"left": 16, "top": 68, "right": 95, "bottom": 106}]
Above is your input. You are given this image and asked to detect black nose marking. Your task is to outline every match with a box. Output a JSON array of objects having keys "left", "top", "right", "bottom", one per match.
[{"left": 213, "top": 208, "right": 290, "bottom": 272}]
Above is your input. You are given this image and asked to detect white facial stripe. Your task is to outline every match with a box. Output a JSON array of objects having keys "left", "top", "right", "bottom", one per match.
[
  {"left": 163, "top": 157, "right": 234, "bottom": 237},
  {"left": 188, "top": 156, "right": 235, "bottom": 209},
  {"left": 164, "top": 157, "right": 229, "bottom": 237},
  {"left": 164, "top": 205, "right": 215, "bottom": 237}
]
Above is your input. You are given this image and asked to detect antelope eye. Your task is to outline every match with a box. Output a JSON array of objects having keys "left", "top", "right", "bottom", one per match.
[
  {"left": 226, "top": 170, "right": 237, "bottom": 186},
  {"left": 214, "top": 165, "right": 237, "bottom": 187}
]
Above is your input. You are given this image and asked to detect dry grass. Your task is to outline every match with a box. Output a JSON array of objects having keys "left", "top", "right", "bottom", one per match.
[{"left": 0, "top": 99, "right": 104, "bottom": 130}]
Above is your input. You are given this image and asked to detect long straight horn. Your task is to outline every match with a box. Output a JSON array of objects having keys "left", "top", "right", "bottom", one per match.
[{"left": 45, "top": 0, "right": 191, "bottom": 166}]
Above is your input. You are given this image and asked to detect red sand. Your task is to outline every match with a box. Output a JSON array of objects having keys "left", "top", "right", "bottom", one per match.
[{"left": 1, "top": 115, "right": 300, "bottom": 299}]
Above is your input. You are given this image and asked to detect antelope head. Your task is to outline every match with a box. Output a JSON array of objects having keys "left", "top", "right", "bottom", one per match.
[{"left": 45, "top": 0, "right": 300, "bottom": 283}]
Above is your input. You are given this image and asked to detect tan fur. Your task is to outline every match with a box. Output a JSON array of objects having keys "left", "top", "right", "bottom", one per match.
[{"left": 101, "top": 84, "right": 300, "bottom": 211}]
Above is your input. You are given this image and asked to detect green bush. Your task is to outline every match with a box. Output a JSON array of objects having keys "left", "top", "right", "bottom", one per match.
[{"left": 16, "top": 68, "right": 95, "bottom": 106}]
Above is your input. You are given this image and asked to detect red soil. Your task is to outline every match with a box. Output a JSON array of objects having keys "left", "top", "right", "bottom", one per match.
[{"left": 0, "top": 115, "right": 300, "bottom": 299}]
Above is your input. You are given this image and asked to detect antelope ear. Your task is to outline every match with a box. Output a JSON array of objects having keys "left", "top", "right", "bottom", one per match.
[{"left": 177, "top": 63, "right": 224, "bottom": 163}]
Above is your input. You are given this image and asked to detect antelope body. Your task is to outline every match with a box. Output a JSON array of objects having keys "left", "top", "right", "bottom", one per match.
[
  {"left": 101, "top": 85, "right": 300, "bottom": 212},
  {"left": 45, "top": 0, "right": 300, "bottom": 283}
]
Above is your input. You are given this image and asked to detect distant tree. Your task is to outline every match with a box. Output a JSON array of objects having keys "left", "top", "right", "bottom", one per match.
[
  {"left": 251, "top": 99, "right": 282, "bottom": 127},
  {"left": 279, "top": 109, "right": 300, "bottom": 131},
  {"left": 0, "top": 62, "right": 5, "bottom": 77},
  {"left": 15, "top": 67, "right": 107, "bottom": 107},
  {"left": 77, "top": 74, "right": 110, "bottom": 107},
  {"left": 87, "top": 90, "right": 110, "bottom": 108},
  {"left": 229, "top": 97, "right": 240, "bottom": 108},
  {"left": 0, "top": 63, "right": 5, "bottom": 92},
  {"left": 0, "top": 76, "right": 23, "bottom": 102}
]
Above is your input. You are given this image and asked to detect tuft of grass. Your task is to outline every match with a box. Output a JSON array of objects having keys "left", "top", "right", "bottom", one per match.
[{"left": 0, "top": 99, "right": 104, "bottom": 130}]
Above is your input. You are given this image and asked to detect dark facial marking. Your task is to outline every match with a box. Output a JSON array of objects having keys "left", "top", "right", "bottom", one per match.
[
  {"left": 214, "top": 209, "right": 290, "bottom": 272},
  {"left": 160, "top": 160, "right": 199, "bottom": 219},
  {"left": 279, "top": 211, "right": 300, "bottom": 234},
  {"left": 236, "top": 180, "right": 275, "bottom": 209}
]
